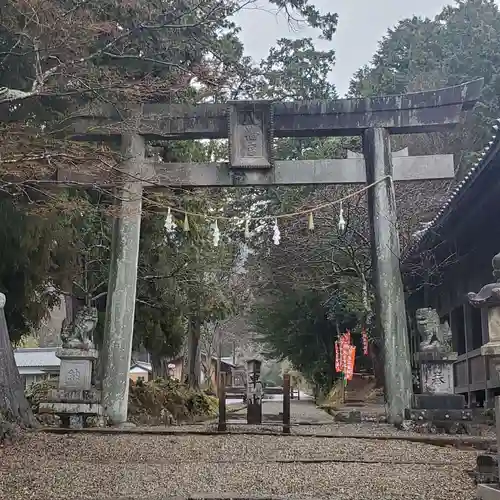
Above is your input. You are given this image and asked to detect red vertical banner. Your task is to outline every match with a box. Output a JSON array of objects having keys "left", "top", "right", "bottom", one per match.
[
  {"left": 341, "top": 341, "right": 350, "bottom": 374},
  {"left": 362, "top": 328, "right": 369, "bottom": 356},
  {"left": 335, "top": 341, "right": 341, "bottom": 372},
  {"left": 346, "top": 346, "right": 356, "bottom": 381}
]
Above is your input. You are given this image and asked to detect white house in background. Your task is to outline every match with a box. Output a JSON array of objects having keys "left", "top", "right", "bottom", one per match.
[
  {"left": 14, "top": 347, "right": 60, "bottom": 389},
  {"left": 14, "top": 348, "right": 154, "bottom": 389},
  {"left": 129, "top": 361, "right": 153, "bottom": 382}
]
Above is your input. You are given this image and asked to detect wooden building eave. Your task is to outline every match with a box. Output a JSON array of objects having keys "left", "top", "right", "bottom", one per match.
[{"left": 403, "top": 120, "right": 500, "bottom": 284}]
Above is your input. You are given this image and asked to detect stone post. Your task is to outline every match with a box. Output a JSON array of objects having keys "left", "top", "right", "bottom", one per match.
[
  {"left": 363, "top": 127, "right": 413, "bottom": 423},
  {"left": 101, "top": 132, "right": 145, "bottom": 426},
  {"left": 477, "top": 396, "right": 500, "bottom": 498},
  {"left": 218, "top": 372, "right": 227, "bottom": 432},
  {"left": 283, "top": 373, "right": 291, "bottom": 434},
  {"left": 496, "top": 396, "right": 500, "bottom": 480},
  {"left": 472, "top": 257, "right": 500, "bottom": 498}
]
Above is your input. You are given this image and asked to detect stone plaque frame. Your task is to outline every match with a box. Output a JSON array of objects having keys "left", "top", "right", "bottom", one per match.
[
  {"left": 59, "top": 359, "right": 93, "bottom": 391},
  {"left": 228, "top": 100, "right": 274, "bottom": 169}
]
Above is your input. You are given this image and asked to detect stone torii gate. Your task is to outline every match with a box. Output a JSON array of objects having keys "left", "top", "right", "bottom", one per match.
[{"left": 59, "top": 79, "right": 482, "bottom": 424}]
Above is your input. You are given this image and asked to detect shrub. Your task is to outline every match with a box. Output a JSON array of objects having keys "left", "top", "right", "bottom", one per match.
[
  {"left": 128, "top": 377, "right": 218, "bottom": 425},
  {"left": 25, "top": 380, "right": 53, "bottom": 414}
]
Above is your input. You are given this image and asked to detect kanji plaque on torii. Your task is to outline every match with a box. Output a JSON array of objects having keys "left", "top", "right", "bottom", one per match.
[
  {"left": 228, "top": 101, "right": 273, "bottom": 169},
  {"left": 55, "top": 79, "right": 483, "bottom": 425}
]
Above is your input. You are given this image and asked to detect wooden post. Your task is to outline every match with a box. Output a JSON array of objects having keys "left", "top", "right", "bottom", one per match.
[
  {"left": 283, "top": 373, "right": 291, "bottom": 434},
  {"left": 363, "top": 128, "right": 412, "bottom": 423},
  {"left": 218, "top": 372, "right": 227, "bottom": 432}
]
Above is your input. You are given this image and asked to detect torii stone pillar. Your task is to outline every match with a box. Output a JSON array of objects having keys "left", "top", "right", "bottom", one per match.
[
  {"left": 101, "top": 132, "right": 145, "bottom": 425},
  {"left": 364, "top": 128, "right": 412, "bottom": 422}
]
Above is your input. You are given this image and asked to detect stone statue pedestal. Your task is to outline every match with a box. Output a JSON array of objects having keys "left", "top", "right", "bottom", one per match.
[
  {"left": 407, "top": 350, "right": 470, "bottom": 426},
  {"left": 418, "top": 350, "right": 457, "bottom": 395},
  {"left": 405, "top": 308, "right": 471, "bottom": 430},
  {"left": 40, "top": 348, "right": 103, "bottom": 428},
  {"left": 39, "top": 306, "right": 104, "bottom": 429},
  {"left": 412, "top": 349, "right": 467, "bottom": 416},
  {"left": 57, "top": 348, "right": 97, "bottom": 391}
]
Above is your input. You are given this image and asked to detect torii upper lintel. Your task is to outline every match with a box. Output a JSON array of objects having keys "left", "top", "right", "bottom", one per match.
[{"left": 69, "top": 79, "right": 483, "bottom": 140}]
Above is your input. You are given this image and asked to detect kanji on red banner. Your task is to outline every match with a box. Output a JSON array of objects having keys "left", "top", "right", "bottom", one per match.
[
  {"left": 335, "top": 341, "right": 341, "bottom": 372},
  {"left": 341, "top": 342, "right": 350, "bottom": 374},
  {"left": 336, "top": 332, "right": 356, "bottom": 377}
]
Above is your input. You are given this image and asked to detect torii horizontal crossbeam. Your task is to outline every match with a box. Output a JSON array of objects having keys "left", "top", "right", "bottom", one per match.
[
  {"left": 67, "top": 80, "right": 483, "bottom": 140},
  {"left": 54, "top": 154, "right": 454, "bottom": 188}
]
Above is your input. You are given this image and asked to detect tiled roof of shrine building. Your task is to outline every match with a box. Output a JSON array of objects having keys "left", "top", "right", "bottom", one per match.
[{"left": 402, "top": 119, "right": 500, "bottom": 264}]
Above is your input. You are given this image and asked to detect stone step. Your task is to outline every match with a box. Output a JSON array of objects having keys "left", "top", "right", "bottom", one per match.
[
  {"left": 405, "top": 408, "right": 472, "bottom": 421},
  {"left": 39, "top": 402, "right": 103, "bottom": 415},
  {"left": 477, "top": 483, "right": 500, "bottom": 499},
  {"left": 45, "top": 388, "right": 101, "bottom": 404},
  {"left": 413, "top": 394, "right": 465, "bottom": 410}
]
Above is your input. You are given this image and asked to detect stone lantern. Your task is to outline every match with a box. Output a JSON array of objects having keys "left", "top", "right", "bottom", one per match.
[{"left": 468, "top": 251, "right": 500, "bottom": 356}]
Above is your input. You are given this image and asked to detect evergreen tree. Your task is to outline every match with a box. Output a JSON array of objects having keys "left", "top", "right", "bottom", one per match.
[
  {"left": 349, "top": 0, "right": 500, "bottom": 176},
  {"left": 0, "top": 0, "right": 339, "bottom": 423}
]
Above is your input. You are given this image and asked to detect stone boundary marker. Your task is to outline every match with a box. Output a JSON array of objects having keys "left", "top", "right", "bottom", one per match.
[{"left": 35, "top": 427, "right": 496, "bottom": 451}]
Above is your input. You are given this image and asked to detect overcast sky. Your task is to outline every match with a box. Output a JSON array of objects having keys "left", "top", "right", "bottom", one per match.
[{"left": 234, "top": 0, "right": 495, "bottom": 96}]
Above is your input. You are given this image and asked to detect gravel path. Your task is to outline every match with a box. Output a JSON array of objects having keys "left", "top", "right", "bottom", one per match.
[
  {"left": 0, "top": 400, "right": 484, "bottom": 499},
  {"left": 1, "top": 429, "right": 478, "bottom": 499},
  {"left": 266, "top": 399, "right": 335, "bottom": 424}
]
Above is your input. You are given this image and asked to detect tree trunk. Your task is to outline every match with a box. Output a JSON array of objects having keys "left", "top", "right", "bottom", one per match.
[
  {"left": 151, "top": 355, "right": 170, "bottom": 379},
  {"left": 186, "top": 314, "right": 201, "bottom": 390},
  {"left": 370, "top": 340, "right": 385, "bottom": 389},
  {"left": 0, "top": 293, "right": 38, "bottom": 429}
]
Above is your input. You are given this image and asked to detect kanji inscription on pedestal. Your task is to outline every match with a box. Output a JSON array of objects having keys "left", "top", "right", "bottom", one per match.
[{"left": 59, "top": 358, "right": 93, "bottom": 391}]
